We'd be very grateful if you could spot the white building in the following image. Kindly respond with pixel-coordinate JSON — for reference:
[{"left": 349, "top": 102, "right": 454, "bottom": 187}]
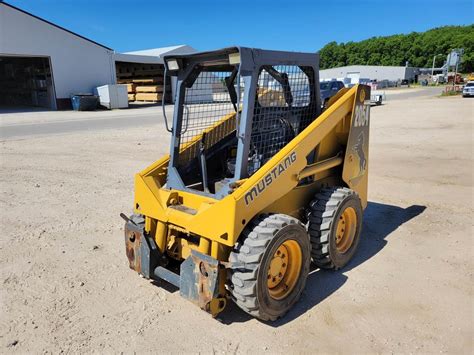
[
  {"left": 0, "top": 2, "right": 197, "bottom": 110},
  {"left": 0, "top": 1, "right": 116, "bottom": 109},
  {"left": 320, "top": 65, "right": 419, "bottom": 83}
]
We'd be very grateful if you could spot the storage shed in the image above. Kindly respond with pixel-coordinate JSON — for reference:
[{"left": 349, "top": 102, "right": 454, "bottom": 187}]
[{"left": 115, "top": 45, "right": 197, "bottom": 104}]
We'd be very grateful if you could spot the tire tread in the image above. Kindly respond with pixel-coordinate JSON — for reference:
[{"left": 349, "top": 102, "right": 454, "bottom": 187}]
[
  {"left": 230, "top": 214, "right": 305, "bottom": 321},
  {"left": 307, "top": 187, "right": 360, "bottom": 270}
]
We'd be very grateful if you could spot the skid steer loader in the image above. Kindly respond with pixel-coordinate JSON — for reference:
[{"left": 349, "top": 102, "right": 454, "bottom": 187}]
[{"left": 122, "top": 47, "right": 370, "bottom": 321}]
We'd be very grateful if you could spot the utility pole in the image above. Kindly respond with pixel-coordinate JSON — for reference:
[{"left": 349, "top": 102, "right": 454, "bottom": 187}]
[
  {"left": 431, "top": 54, "right": 442, "bottom": 76},
  {"left": 452, "top": 48, "right": 464, "bottom": 88}
]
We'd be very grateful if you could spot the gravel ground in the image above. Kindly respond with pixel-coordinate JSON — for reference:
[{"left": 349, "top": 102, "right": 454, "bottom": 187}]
[{"left": 0, "top": 90, "right": 472, "bottom": 353}]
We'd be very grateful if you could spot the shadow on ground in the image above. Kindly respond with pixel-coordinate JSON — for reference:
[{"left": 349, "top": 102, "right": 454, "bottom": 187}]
[
  {"left": 219, "top": 201, "right": 426, "bottom": 325},
  {"left": 0, "top": 105, "right": 52, "bottom": 114},
  {"left": 128, "top": 102, "right": 162, "bottom": 109}
]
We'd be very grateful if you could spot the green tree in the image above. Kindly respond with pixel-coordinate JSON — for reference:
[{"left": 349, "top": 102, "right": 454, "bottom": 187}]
[{"left": 318, "top": 25, "right": 474, "bottom": 72}]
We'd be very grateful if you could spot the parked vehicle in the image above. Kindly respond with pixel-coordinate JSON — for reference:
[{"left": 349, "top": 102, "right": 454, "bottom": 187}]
[
  {"left": 462, "top": 81, "right": 474, "bottom": 97},
  {"left": 432, "top": 74, "right": 446, "bottom": 84},
  {"left": 371, "top": 91, "right": 384, "bottom": 105},
  {"left": 320, "top": 80, "right": 345, "bottom": 107}
]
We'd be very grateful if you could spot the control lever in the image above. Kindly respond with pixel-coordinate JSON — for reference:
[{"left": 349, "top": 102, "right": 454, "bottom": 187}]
[{"left": 199, "top": 133, "right": 210, "bottom": 193}]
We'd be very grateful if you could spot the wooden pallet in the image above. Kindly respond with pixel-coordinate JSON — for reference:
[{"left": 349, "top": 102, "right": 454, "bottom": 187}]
[
  {"left": 135, "top": 93, "right": 163, "bottom": 101},
  {"left": 128, "top": 93, "right": 136, "bottom": 101},
  {"left": 135, "top": 85, "right": 163, "bottom": 93}
]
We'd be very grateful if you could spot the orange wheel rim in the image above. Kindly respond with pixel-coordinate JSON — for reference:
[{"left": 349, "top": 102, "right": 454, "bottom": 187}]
[
  {"left": 335, "top": 207, "right": 357, "bottom": 253},
  {"left": 267, "top": 240, "right": 302, "bottom": 300}
]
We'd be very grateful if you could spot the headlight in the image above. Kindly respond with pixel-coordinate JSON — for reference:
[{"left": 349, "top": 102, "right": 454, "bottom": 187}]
[
  {"left": 167, "top": 59, "right": 179, "bottom": 70},
  {"left": 228, "top": 53, "right": 240, "bottom": 65}
]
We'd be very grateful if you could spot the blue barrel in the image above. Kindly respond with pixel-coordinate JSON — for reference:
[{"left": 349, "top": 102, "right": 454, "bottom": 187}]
[{"left": 71, "top": 94, "right": 98, "bottom": 111}]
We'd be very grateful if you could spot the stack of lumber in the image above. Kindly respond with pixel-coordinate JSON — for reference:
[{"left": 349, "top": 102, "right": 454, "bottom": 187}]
[
  {"left": 116, "top": 63, "right": 169, "bottom": 103},
  {"left": 135, "top": 84, "right": 163, "bottom": 102},
  {"left": 126, "top": 83, "right": 136, "bottom": 101}
]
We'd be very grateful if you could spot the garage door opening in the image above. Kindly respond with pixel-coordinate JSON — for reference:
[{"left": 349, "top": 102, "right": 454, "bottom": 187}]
[{"left": 0, "top": 56, "right": 56, "bottom": 110}]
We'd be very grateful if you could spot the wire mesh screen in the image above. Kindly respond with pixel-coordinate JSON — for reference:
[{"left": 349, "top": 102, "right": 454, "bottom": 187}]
[
  {"left": 248, "top": 66, "right": 317, "bottom": 175},
  {"left": 178, "top": 69, "right": 241, "bottom": 165}
]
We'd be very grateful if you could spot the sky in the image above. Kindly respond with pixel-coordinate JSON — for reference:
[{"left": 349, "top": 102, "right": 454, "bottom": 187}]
[{"left": 5, "top": 0, "right": 474, "bottom": 53}]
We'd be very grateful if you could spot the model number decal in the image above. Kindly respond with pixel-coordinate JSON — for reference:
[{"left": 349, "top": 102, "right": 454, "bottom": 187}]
[
  {"left": 354, "top": 104, "right": 369, "bottom": 127},
  {"left": 244, "top": 152, "right": 297, "bottom": 205}
]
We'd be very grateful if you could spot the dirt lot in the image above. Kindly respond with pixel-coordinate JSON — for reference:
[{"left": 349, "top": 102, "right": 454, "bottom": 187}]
[{"left": 1, "top": 90, "right": 472, "bottom": 353}]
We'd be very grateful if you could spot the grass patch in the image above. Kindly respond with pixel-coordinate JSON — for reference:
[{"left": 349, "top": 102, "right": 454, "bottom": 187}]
[{"left": 440, "top": 90, "right": 462, "bottom": 97}]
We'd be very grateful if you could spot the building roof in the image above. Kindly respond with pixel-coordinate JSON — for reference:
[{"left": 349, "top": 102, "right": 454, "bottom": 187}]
[
  {"left": 116, "top": 45, "right": 197, "bottom": 64},
  {"left": 113, "top": 53, "right": 163, "bottom": 64},
  {"left": 125, "top": 45, "right": 196, "bottom": 58},
  {"left": 0, "top": 1, "right": 113, "bottom": 51}
]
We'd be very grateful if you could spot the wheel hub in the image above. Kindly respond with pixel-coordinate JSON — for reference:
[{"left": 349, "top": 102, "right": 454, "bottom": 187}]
[
  {"left": 335, "top": 207, "right": 357, "bottom": 253},
  {"left": 267, "top": 240, "right": 302, "bottom": 300},
  {"left": 267, "top": 245, "right": 288, "bottom": 288}
]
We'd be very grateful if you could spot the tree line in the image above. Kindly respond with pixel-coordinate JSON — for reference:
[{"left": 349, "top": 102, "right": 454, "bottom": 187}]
[{"left": 319, "top": 25, "right": 474, "bottom": 73}]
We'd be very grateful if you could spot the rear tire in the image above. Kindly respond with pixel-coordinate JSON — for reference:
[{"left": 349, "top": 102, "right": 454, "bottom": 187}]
[
  {"left": 307, "top": 187, "right": 363, "bottom": 270},
  {"left": 229, "top": 214, "right": 310, "bottom": 321}
]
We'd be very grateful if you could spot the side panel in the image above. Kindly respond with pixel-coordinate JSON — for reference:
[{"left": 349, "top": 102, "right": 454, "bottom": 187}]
[{"left": 342, "top": 85, "right": 370, "bottom": 208}]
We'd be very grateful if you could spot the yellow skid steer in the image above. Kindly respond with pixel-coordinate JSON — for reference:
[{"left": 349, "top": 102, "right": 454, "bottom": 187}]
[{"left": 122, "top": 47, "right": 370, "bottom": 321}]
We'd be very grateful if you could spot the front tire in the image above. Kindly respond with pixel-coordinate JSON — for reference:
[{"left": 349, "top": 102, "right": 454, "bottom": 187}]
[
  {"left": 229, "top": 214, "right": 310, "bottom": 321},
  {"left": 307, "top": 187, "right": 363, "bottom": 270}
]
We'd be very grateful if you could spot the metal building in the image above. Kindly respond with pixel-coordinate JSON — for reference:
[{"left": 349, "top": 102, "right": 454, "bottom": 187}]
[
  {"left": 320, "top": 65, "right": 419, "bottom": 83},
  {"left": 0, "top": 2, "right": 197, "bottom": 110},
  {"left": 0, "top": 1, "right": 116, "bottom": 110}
]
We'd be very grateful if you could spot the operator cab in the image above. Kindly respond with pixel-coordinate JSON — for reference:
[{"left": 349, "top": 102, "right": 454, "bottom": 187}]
[{"left": 163, "top": 47, "right": 322, "bottom": 197}]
